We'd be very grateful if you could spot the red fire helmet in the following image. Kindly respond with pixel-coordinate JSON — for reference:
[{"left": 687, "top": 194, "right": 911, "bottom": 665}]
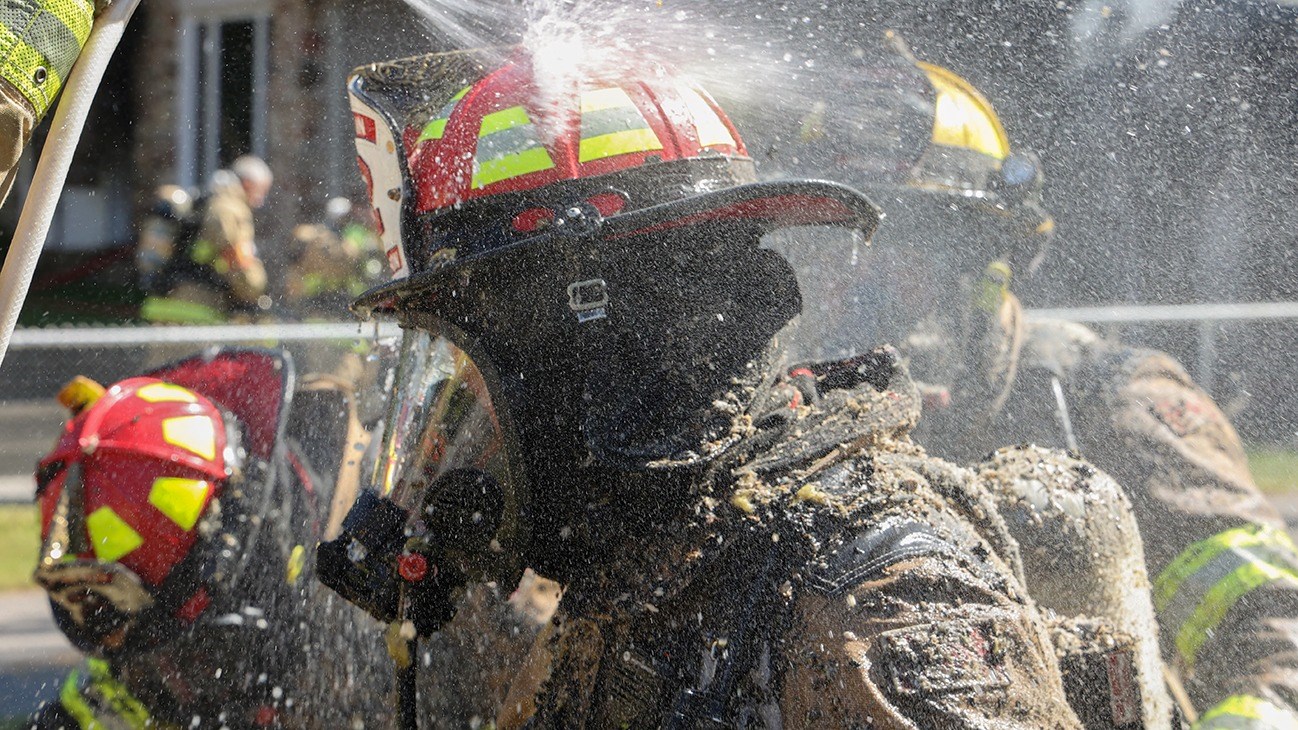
[
  {"left": 38, "top": 377, "right": 229, "bottom": 586},
  {"left": 347, "top": 49, "right": 881, "bottom": 316},
  {"left": 405, "top": 54, "right": 747, "bottom": 215}
]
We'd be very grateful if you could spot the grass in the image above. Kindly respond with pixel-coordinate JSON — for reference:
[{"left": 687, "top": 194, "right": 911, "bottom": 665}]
[
  {"left": 0, "top": 504, "right": 38, "bottom": 592},
  {"left": 1249, "top": 447, "right": 1298, "bottom": 495}
]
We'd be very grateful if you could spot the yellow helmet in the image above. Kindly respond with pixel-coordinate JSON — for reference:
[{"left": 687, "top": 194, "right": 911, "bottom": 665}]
[
  {"left": 904, "top": 58, "right": 1054, "bottom": 247},
  {"left": 910, "top": 61, "right": 1012, "bottom": 197}
]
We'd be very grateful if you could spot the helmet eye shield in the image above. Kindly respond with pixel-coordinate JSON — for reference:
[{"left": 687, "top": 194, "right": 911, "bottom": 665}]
[{"left": 375, "top": 325, "right": 525, "bottom": 579}]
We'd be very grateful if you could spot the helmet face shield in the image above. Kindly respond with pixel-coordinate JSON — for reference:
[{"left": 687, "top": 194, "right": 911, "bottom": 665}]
[{"left": 373, "top": 326, "right": 524, "bottom": 580}]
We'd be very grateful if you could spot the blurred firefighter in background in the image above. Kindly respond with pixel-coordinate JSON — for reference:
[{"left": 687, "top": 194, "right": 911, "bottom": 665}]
[
  {"left": 134, "top": 184, "right": 194, "bottom": 295},
  {"left": 285, "top": 196, "right": 383, "bottom": 319},
  {"left": 314, "top": 47, "right": 1189, "bottom": 728},
  {"left": 762, "top": 31, "right": 1298, "bottom": 728},
  {"left": 29, "top": 348, "right": 392, "bottom": 729},
  {"left": 139, "top": 156, "right": 272, "bottom": 326}
]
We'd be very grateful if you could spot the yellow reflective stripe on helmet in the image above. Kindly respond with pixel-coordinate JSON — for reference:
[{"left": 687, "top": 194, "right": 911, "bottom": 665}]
[
  {"left": 918, "top": 61, "right": 1010, "bottom": 162},
  {"left": 579, "top": 127, "right": 663, "bottom": 164},
  {"left": 418, "top": 117, "right": 449, "bottom": 143},
  {"left": 161, "top": 415, "right": 218, "bottom": 461},
  {"left": 471, "top": 105, "right": 556, "bottom": 187},
  {"left": 478, "top": 105, "right": 533, "bottom": 137},
  {"left": 85, "top": 508, "right": 143, "bottom": 562},
  {"left": 1155, "top": 524, "right": 1298, "bottom": 668},
  {"left": 148, "top": 477, "right": 211, "bottom": 531},
  {"left": 0, "top": 0, "right": 94, "bottom": 119},
  {"left": 417, "top": 85, "right": 471, "bottom": 143},
  {"left": 135, "top": 383, "right": 198, "bottom": 404},
  {"left": 473, "top": 146, "right": 555, "bottom": 189},
  {"left": 580, "top": 86, "right": 633, "bottom": 113},
  {"left": 678, "top": 84, "right": 736, "bottom": 149},
  {"left": 578, "top": 86, "right": 663, "bottom": 163},
  {"left": 1196, "top": 694, "right": 1298, "bottom": 729},
  {"left": 139, "top": 296, "right": 224, "bottom": 325}
]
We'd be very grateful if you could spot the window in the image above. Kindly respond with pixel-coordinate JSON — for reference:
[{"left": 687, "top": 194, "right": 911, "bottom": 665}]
[{"left": 177, "top": 9, "right": 269, "bottom": 186}]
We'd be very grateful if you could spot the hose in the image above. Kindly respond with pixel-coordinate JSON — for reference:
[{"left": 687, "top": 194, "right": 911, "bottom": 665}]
[{"left": 0, "top": 0, "right": 142, "bottom": 369}]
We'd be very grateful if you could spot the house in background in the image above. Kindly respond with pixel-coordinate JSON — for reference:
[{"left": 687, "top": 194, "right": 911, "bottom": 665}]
[{"left": 1, "top": 0, "right": 433, "bottom": 261}]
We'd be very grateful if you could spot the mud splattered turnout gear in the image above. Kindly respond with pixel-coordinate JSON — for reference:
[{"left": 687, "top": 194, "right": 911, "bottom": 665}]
[
  {"left": 749, "top": 31, "right": 1289, "bottom": 722},
  {"left": 916, "top": 300, "right": 1298, "bottom": 726},
  {"left": 495, "top": 353, "right": 1163, "bottom": 728}
]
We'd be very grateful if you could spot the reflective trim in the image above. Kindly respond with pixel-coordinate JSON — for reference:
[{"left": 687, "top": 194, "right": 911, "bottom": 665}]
[
  {"left": 1195, "top": 694, "right": 1298, "bottom": 729},
  {"left": 161, "top": 415, "right": 218, "bottom": 461},
  {"left": 478, "top": 105, "right": 532, "bottom": 136},
  {"left": 1155, "top": 524, "right": 1298, "bottom": 667},
  {"left": 473, "top": 146, "right": 555, "bottom": 189},
  {"left": 477, "top": 123, "right": 548, "bottom": 161},
  {"left": 919, "top": 61, "right": 1010, "bottom": 161},
  {"left": 579, "top": 127, "right": 662, "bottom": 164},
  {"left": 580, "top": 86, "right": 635, "bottom": 113},
  {"left": 0, "top": 0, "right": 93, "bottom": 118},
  {"left": 135, "top": 383, "right": 198, "bottom": 404},
  {"left": 471, "top": 105, "right": 556, "bottom": 188},
  {"left": 139, "top": 296, "right": 224, "bottom": 325},
  {"left": 417, "top": 85, "right": 471, "bottom": 143},
  {"left": 418, "top": 117, "right": 448, "bottom": 143},
  {"left": 147, "top": 477, "right": 210, "bottom": 531},
  {"left": 1178, "top": 559, "right": 1298, "bottom": 666},
  {"left": 59, "top": 665, "right": 100, "bottom": 729},
  {"left": 578, "top": 91, "right": 662, "bottom": 163},
  {"left": 972, "top": 260, "right": 1012, "bottom": 313},
  {"left": 580, "top": 104, "right": 653, "bottom": 139},
  {"left": 85, "top": 507, "right": 143, "bottom": 562},
  {"left": 286, "top": 544, "right": 306, "bottom": 585},
  {"left": 83, "top": 659, "right": 154, "bottom": 730}
]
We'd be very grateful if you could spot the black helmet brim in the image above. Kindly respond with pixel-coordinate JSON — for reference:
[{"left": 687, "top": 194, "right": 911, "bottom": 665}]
[{"left": 352, "top": 178, "right": 880, "bottom": 318}]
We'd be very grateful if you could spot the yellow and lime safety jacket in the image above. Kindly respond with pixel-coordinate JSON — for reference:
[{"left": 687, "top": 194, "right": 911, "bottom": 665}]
[
  {"left": 0, "top": 0, "right": 94, "bottom": 121},
  {"left": 37, "top": 658, "right": 174, "bottom": 730},
  {"left": 0, "top": 0, "right": 95, "bottom": 203}
]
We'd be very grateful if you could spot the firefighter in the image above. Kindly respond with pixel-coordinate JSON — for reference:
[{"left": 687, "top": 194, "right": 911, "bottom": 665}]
[
  {"left": 139, "top": 157, "right": 271, "bottom": 325},
  {"left": 285, "top": 198, "right": 382, "bottom": 320},
  {"left": 772, "top": 36, "right": 1298, "bottom": 728},
  {"left": 0, "top": 0, "right": 99, "bottom": 206},
  {"left": 135, "top": 184, "right": 196, "bottom": 294},
  {"left": 30, "top": 348, "right": 392, "bottom": 729},
  {"left": 315, "top": 48, "right": 1180, "bottom": 727}
]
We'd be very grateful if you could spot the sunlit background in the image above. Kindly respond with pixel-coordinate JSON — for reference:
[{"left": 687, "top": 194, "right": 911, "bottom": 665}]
[{"left": 1, "top": 0, "right": 1296, "bottom": 723}]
